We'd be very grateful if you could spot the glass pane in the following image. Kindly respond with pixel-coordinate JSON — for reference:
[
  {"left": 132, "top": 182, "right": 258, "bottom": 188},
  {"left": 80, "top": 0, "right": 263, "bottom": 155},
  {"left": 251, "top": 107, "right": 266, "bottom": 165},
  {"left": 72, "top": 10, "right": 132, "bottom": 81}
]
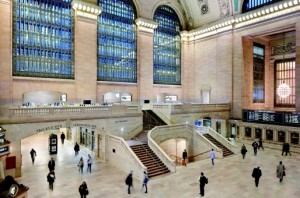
[
  {"left": 13, "top": 0, "right": 74, "bottom": 79},
  {"left": 153, "top": 5, "right": 181, "bottom": 85},
  {"left": 97, "top": 0, "right": 137, "bottom": 83}
]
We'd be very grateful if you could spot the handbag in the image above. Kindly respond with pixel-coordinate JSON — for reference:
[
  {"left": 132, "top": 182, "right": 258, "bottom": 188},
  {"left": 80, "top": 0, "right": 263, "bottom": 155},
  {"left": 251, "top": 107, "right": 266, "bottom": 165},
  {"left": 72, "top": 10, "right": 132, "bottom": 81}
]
[{"left": 283, "top": 170, "right": 286, "bottom": 176}]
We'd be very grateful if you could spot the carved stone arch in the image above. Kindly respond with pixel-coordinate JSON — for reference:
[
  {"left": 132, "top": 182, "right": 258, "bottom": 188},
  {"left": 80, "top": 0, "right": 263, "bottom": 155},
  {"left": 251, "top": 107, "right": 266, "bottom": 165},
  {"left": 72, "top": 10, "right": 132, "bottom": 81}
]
[
  {"left": 130, "top": 0, "right": 141, "bottom": 18},
  {"left": 151, "top": 1, "right": 186, "bottom": 30}
]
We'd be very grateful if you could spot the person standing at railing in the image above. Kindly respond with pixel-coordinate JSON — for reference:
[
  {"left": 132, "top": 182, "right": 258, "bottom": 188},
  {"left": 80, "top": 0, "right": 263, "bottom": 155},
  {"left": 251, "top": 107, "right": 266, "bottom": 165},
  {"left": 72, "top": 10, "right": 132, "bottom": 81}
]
[
  {"left": 182, "top": 149, "right": 188, "bottom": 166},
  {"left": 210, "top": 149, "right": 216, "bottom": 166}
]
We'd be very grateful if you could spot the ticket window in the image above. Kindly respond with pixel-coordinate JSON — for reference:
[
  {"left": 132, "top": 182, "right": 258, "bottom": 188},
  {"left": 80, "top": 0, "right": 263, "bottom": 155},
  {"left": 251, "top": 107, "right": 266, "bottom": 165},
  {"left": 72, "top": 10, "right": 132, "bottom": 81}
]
[
  {"left": 278, "top": 131, "right": 286, "bottom": 142},
  {"left": 291, "top": 132, "right": 299, "bottom": 145},
  {"left": 266, "top": 129, "right": 273, "bottom": 141},
  {"left": 245, "top": 127, "right": 252, "bottom": 138},
  {"left": 255, "top": 128, "right": 262, "bottom": 139}
]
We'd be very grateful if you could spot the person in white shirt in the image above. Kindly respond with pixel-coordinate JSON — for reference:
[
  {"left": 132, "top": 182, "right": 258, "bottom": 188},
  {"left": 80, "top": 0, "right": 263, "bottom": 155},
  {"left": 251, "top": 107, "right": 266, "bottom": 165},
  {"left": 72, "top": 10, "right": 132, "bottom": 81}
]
[
  {"left": 210, "top": 149, "right": 216, "bottom": 166},
  {"left": 87, "top": 154, "right": 92, "bottom": 173}
]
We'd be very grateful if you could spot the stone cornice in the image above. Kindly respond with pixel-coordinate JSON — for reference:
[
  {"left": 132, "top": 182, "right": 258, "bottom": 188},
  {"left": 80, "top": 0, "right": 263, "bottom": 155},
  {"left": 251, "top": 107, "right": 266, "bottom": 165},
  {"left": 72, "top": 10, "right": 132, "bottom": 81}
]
[
  {"left": 135, "top": 18, "right": 158, "bottom": 34},
  {"left": 186, "top": 0, "right": 300, "bottom": 41},
  {"left": 72, "top": 0, "right": 102, "bottom": 16},
  {"left": 0, "top": 0, "right": 11, "bottom": 5}
]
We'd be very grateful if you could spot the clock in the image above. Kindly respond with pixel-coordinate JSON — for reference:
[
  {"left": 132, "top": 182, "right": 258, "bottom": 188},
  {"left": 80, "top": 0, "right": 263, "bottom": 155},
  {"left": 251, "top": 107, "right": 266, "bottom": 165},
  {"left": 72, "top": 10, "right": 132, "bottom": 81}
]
[{"left": 201, "top": 3, "right": 209, "bottom": 15}]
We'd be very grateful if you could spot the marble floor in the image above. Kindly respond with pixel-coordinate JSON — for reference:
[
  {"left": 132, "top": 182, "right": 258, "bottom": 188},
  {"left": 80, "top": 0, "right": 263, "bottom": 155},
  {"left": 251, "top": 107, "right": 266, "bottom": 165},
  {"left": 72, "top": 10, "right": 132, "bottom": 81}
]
[{"left": 17, "top": 133, "right": 300, "bottom": 198}]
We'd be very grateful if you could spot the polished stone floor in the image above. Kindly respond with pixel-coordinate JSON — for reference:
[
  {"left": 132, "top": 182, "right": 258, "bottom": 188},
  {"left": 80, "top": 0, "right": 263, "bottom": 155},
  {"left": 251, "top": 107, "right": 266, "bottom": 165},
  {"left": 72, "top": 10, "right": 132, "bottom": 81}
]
[{"left": 17, "top": 133, "right": 300, "bottom": 198}]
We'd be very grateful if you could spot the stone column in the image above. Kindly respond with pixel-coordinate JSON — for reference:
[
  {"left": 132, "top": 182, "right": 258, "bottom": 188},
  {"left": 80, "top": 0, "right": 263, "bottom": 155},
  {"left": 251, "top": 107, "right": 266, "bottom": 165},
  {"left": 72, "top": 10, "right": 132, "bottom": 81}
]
[
  {"left": 72, "top": 0, "right": 101, "bottom": 103},
  {"left": 0, "top": 0, "right": 13, "bottom": 107},
  {"left": 135, "top": 18, "right": 158, "bottom": 104}
]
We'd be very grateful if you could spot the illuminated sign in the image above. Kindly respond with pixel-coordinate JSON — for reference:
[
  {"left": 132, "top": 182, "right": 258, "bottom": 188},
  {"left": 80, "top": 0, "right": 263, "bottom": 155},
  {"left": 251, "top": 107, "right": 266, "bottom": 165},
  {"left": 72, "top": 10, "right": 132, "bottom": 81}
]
[
  {"left": 0, "top": 146, "right": 9, "bottom": 154},
  {"left": 243, "top": 109, "right": 300, "bottom": 126}
]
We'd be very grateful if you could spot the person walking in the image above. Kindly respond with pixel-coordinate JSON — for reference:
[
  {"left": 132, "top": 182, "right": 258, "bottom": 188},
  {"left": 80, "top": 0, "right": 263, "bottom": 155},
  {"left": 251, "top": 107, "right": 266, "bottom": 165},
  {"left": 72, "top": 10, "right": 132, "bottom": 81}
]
[
  {"left": 78, "top": 157, "right": 84, "bottom": 173},
  {"left": 276, "top": 161, "right": 286, "bottom": 182},
  {"left": 258, "top": 138, "right": 264, "bottom": 150},
  {"left": 48, "top": 157, "right": 55, "bottom": 171},
  {"left": 74, "top": 142, "right": 80, "bottom": 156},
  {"left": 282, "top": 143, "right": 287, "bottom": 156},
  {"left": 252, "top": 166, "right": 262, "bottom": 187},
  {"left": 79, "top": 181, "right": 89, "bottom": 198},
  {"left": 142, "top": 171, "right": 149, "bottom": 193},
  {"left": 47, "top": 170, "right": 55, "bottom": 190},
  {"left": 87, "top": 154, "right": 92, "bottom": 173},
  {"left": 125, "top": 171, "right": 133, "bottom": 194},
  {"left": 30, "top": 148, "right": 37, "bottom": 164},
  {"left": 182, "top": 149, "right": 187, "bottom": 166},
  {"left": 60, "top": 132, "right": 65, "bottom": 144},
  {"left": 241, "top": 144, "right": 247, "bottom": 159},
  {"left": 210, "top": 149, "right": 216, "bottom": 166},
  {"left": 199, "top": 172, "right": 208, "bottom": 196},
  {"left": 252, "top": 140, "right": 258, "bottom": 156}
]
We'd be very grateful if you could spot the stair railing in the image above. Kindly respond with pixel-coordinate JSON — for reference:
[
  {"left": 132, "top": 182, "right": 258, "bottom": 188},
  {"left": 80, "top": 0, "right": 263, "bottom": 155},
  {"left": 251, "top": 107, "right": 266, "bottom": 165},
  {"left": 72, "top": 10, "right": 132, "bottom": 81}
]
[
  {"left": 170, "top": 150, "right": 211, "bottom": 165},
  {"left": 143, "top": 110, "right": 163, "bottom": 126},
  {"left": 205, "top": 126, "right": 239, "bottom": 154},
  {"left": 134, "top": 136, "right": 166, "bottom": 172},
  {"left": 123, "top": 124, "right": 143, "bottom": 140}
]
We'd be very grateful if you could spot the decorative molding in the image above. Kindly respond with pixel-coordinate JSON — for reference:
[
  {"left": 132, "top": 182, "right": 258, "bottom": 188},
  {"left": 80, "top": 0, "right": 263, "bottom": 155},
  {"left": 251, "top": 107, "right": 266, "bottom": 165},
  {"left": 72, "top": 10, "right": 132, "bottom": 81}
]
[
  {"left": 271, "top": 42, "right": 296, "bottom": 56},
  {"left": 12, "top": 76, "right": 75, "bottom": 84},
  {"left": 0, "top": 0, "right": 11, "bottom": 5},
  {"left": 187, "top": 0, "right": 300, "bottom": 41},
  {"left": 218, "top": 0, "right": 232, "bottom": 17},
  {"left": 72, "top": 0, "right": 102, "bottom": 15},
  {"left": 135, "top": 18, "right": 158, "bottom": 34}
]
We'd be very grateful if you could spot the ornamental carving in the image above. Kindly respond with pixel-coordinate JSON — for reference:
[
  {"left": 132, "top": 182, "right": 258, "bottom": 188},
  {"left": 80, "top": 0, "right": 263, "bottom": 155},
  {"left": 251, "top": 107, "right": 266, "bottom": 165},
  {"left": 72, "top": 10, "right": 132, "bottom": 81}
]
[{"left": 271, "top": 42, "right": 296, "bottom": 56}]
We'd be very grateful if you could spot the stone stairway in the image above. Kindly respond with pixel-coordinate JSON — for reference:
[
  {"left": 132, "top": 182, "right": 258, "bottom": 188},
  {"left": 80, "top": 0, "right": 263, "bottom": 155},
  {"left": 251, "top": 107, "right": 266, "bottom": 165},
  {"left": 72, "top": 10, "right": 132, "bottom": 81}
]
[
  {"left": 203, "top": 134, "right": 234, "bottom": 157},
  {"left": 130, "top": 143, "right": 170, "bottom": 178}
]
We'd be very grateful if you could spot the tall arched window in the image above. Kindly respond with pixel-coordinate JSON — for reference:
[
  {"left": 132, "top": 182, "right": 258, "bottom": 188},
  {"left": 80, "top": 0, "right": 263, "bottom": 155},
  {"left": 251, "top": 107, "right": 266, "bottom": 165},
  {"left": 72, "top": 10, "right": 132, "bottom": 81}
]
[
  {"left": 97, "top": 0, "right": 137, "bottom": 83},
  {"left": 153, "top": 5, "right": 181, "bottom": 85},
  {"left": 242, "top": 0, "right": 282, "bottom": 13},
  {"left": 13, "top": 0, "right": 74, "bottom": 79}
]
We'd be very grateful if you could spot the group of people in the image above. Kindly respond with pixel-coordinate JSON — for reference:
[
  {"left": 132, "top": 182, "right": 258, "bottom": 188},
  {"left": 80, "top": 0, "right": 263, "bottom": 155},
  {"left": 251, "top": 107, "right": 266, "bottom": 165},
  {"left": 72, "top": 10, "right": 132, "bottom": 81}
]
[
  {"left": 125, "top": 170, "right": 149, "bottom": 194},
  {"left": 282, "top": 142, "right": 291, "bottom": 156},
  {"left": 78, "top": 154, "right": 93, "bottom": 173}
]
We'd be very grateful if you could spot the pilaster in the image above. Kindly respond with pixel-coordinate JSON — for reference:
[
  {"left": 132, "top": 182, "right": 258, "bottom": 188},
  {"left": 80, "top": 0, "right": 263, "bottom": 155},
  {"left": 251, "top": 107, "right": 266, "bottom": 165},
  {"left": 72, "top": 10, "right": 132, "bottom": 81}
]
[
  {"left": 135, "top": 18, "right": 158, "bottom": 103},
  {"left": 295, "top": 21, "right": 300, "bottom": 110},
  {"left": 72, "top": 0, "right": 101, "bottom": 103}
]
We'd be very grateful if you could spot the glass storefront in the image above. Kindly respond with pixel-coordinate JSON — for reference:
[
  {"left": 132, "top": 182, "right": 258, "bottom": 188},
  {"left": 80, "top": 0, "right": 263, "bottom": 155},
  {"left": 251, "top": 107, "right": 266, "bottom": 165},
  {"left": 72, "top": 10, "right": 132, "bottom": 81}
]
[
  {"left": 79, "top": 127, "right": 95, "bottom": 151},
  {"left": 266, "top": 129, "right": 273, "bottom": 141},
  {"left": 291, "top": 132, "right": 299, "bottom": 145},
  {"left": 278, "top": 131, "right": 286, "bottom": 142},
  {"left": 255, "top": 128, "right": 262, "bottom": 138},
  {"left": 245, "top": 127, "right": 252, "bottom": 137}
]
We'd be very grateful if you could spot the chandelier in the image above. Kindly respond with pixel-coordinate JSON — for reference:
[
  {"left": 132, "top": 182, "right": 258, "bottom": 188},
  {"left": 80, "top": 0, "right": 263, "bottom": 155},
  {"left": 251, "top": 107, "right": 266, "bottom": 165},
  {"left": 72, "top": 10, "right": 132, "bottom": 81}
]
[{"left": 276, "top": 82, "right": 291, "bottom": 98}]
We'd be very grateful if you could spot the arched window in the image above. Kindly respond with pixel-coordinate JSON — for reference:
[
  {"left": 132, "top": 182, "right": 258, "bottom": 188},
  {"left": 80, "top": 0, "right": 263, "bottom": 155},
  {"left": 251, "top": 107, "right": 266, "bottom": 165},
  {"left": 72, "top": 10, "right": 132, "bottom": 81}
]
[
  {"left": 242, "top": 0, "right": 282, "bottom": 13},
  {"left": 97, "top": 0, "right": 137, "bottom": 83},
  {"left": 13, "top": 0, "right": 74, "bottom": 79},
  {"left": 153, "top": 5, "right": 181, "bottom": 85}
]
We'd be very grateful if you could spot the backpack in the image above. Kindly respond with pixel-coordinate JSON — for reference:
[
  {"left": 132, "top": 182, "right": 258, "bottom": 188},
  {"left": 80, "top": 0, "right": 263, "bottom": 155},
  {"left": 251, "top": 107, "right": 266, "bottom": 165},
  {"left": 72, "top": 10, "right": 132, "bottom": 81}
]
[{"left": 125, "top": 176, "right": 130, "bottom": 185}]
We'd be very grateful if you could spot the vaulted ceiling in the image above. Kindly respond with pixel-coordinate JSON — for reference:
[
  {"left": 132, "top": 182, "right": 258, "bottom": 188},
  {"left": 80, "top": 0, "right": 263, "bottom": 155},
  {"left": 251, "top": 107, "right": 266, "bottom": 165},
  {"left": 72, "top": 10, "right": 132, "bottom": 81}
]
[{"left": 178, "top": 0, "right": 241, "bottom": 29}]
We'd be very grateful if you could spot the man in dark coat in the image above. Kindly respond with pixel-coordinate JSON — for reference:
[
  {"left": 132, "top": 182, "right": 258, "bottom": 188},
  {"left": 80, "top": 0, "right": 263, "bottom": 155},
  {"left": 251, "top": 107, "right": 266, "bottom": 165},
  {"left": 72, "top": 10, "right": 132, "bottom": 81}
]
[
  {"left": 252, "top": 166, "right": 262, "bottom": 187},
  {"left": 199, "top": 172, "right": 208, "bottom": 196},
  {"left": 125, "top": 171, "right": 133, "bottom": 194},
  {"left": 74, "top": 142, "right": 80, "bottom": 156},
  {"left": 47, "top": 170, "right": 55, "bottom": 190},
  {"left": 252, "top": 140, "right": 258, "bottom": 156},
  {"left": 30, "top": 148, "right": 37, "bottom": 164},
  {"left": 60, "top": 132, "right": 65, "bottom": 144},
  {"left": 182, "top": 149, "right": 187, "bottom": 166},
  {"left": 48, "top": 157, "right": 55, "bottom": 171},
  {"left": 79, "top": 181, "right": 89, "bottom": 198}
]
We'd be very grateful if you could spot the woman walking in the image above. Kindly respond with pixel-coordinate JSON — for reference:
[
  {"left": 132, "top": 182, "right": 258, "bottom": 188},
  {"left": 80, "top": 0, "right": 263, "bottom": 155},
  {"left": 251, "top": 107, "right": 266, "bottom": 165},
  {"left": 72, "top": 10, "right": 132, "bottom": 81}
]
[{"left": 276, "top": 161, "right": 285, "bottom": 182}]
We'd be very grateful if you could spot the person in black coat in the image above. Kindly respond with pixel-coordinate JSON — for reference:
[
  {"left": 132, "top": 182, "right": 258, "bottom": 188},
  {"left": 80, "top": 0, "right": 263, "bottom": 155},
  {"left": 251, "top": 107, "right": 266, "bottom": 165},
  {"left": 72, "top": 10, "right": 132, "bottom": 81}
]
[
  {"left": 30, "top": 148, "right": 37, "bottom": 164},
  {"left": 74, "top": 142, "right": 80, "bottom": 156},
  {"left": 182, "top": 149, "right": 188, "bottom": 166},
  {"left": 48, "top": 157, "right": 55, "bottom": 171},
  {"left": 241, "top": 144, "right": 247, "bottom": 159},
  {"left": 47, "top": 170, "right": 55, "bottom": 190},
  {"left": 252, "top": 141, "right": 258, "bottom": 156},
  {"left": 199, "top": 172, "right": 208, "bottom": 196},
  {"left": 258, "top": 138, "right": 264, "bottom": 150},
  {"left": 252, "top": 166, "right": 262, "bottom": 187},
  {"left": 60, "top": 132, "right": 66, "bottom": 144},
  {"left": 125, "top": 171, "right": 133, "bottom": 194},
  {"left": 79, "top": 181, "right": 89, "bottom": 198}
]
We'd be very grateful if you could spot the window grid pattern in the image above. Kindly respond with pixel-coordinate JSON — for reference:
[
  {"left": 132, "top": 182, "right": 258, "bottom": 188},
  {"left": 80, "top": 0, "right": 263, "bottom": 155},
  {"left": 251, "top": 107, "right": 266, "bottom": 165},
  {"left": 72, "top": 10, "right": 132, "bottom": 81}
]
[
  {"left": 253, "top": 44, "right": 265, "bottom": 103},
  {"left": 275, "top": 59, "right": 295, "bottom": 107},
  {"left": 97, "top": 0, "right": 137, "bottom": 82},
  {"left": 153, "top": 6, "right": 181, "bottom": 85},
  {"left": 242, "top": 0, "right": 282, "bottom": 13},
  {"left": 13, "top": 0, "right": 74, "bottom": 79}
]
